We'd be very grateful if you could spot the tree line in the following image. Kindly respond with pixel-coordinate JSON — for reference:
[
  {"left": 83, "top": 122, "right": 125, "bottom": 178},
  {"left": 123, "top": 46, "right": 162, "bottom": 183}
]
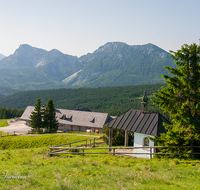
[{"left": 0, "top": 107, "right": 24, "bottom": 119}]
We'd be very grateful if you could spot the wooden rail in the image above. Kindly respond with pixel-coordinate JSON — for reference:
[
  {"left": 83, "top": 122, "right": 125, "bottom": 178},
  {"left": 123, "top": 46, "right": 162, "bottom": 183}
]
[
  {"left": 49, "top": 146, "right": 200, "bottom": 159},
  {"left": 52, "top": 138, "right": 97, "bottom": 148}
]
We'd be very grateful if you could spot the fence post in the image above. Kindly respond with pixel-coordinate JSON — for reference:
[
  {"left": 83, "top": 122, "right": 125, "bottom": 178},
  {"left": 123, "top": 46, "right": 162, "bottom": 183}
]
[
  {"left": 109, "top": 128, "right": 113, "bottom": 152},
  {"left": 113, "top": 148, "right": 115, "bottom": 156},
  {"left": 150, "top": 147, "right": 152, "bottom": 159},
  {"left": 69, "top": 143, "right": 71, "bottom": 148},
  {"left": 83, "top": 149, "right": 84, "bottom": 155},
  {"left": 93, "top": 138, "right": 95, "bottom": 147},
  {"left": 86, "top": 139, "right": 87, "bottom": 147}
]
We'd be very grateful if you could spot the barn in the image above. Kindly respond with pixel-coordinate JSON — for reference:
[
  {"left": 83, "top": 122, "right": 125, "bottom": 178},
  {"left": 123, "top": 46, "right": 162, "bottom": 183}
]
[{"left": 21, "top": 106, "right": 113, "bottom": 133}]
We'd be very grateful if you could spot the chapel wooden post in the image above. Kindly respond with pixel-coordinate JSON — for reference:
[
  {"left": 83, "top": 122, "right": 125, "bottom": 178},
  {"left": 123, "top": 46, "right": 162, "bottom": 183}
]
[
  {"left": 124, "top": 130, "right": 128, "bottom": 146},
  {"left": 109, "top": 128, "right": 113, "bottom": 152}
]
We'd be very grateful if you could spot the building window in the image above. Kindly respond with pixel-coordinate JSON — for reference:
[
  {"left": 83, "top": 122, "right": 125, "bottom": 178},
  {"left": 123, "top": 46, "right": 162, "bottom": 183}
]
[
  {"left": 143, "top": 137, "right": 149, "bottom": 146},
  {"left": 90, "top": 117, "right": 95, "bottom": 123}
]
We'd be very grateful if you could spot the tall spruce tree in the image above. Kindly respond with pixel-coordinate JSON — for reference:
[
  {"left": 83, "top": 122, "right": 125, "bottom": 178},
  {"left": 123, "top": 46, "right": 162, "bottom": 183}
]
[
  {"left": 30, "top": 98, "right": 43, "bottom": 131},
  {"left": 152, "top": 43, "right": 200, "bottom": 157},
  {"left": 43, "top": 98, "right": 58, "bottom": 132}
]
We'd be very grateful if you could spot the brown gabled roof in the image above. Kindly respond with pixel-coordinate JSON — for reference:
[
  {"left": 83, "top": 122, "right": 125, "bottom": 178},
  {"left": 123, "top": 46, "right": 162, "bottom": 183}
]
[
  {"left": 21, "top": 106, "right": 109, "bottom": 129},
  {"left": 104, "top": 109, "right": 171, "bottom": 136}
]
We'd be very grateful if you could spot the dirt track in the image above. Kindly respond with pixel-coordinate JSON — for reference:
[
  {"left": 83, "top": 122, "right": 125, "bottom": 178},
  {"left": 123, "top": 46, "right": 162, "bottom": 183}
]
[{"left": 0, "top": 120, "right": 31, "bottom": 134}]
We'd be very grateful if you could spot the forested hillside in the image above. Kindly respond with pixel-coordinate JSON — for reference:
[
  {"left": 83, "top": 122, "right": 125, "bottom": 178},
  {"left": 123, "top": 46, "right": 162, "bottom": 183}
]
[
  {"left": 0, "top": 83, "right": 168, "bottom": 118},
  {"left": 0, "top": 86, "right": 19, "bottom": 97}
]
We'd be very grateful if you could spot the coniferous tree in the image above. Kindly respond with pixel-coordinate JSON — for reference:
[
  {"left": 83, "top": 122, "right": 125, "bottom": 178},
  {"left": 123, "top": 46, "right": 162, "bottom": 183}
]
[
  {"left": 43, "top": 98, "right": 58, "bottom": 132},
  {"left": 30, "top": 98, "right": 43, "bottom": 131},
  {"left": 152, "top": 43, "right": 200, "bottom": 157}
]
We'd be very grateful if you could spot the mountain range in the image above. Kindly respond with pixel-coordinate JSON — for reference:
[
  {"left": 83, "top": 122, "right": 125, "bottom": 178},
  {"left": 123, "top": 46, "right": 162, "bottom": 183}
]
[
  {"left": 0, "top": 53, "right": 5, "bottom": 60},
  {"left": 0, "top": 42, "right": 175, "bottom": 90}
]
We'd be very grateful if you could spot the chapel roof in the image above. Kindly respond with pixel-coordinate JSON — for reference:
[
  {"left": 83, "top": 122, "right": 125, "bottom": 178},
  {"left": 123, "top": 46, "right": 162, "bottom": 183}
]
[{"left": 104, "top": 109, "right": 171, "bottom": 136}]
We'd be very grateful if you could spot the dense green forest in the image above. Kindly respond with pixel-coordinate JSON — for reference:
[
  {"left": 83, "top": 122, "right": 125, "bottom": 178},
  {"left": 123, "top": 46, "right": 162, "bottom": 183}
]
[
  {"left": 0, "top": 107, "right": 24, "bottom": 119},
  {"left": 0, "top": 83, "right": 169, "bottom": 119}
]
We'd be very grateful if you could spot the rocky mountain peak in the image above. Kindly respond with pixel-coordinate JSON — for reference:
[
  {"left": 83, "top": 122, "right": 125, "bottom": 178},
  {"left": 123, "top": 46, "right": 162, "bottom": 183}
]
[
  {"left": 95, "top": 42, "right": 127, "bottom": 53},
  {"left": 0, "top": 44, "right": 78, "bottom": 69},
  {"left": 14, "top": 44, "right": 47, "bottom": 56},
  {"left": 49, "top": 49, "right": 63, "bottom": 55},
  {"left": 0, "top": 53, "right": 5, "bottom": 60}
]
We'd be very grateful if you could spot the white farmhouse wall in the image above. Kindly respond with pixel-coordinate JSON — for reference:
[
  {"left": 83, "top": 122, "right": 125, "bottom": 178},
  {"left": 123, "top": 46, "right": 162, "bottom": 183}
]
[{"left": 133, "top": 132, "right": 154, "bottom": 159}]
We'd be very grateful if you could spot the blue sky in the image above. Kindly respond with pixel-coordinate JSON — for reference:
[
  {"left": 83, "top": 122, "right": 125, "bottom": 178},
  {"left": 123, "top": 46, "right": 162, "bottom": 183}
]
[{"left": 0, "top": 0, "right": 199, "bottom": 57}]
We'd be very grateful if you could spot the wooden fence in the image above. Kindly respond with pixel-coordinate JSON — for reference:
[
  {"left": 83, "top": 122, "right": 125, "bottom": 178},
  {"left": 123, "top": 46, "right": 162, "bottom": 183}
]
[
  {"left": 0, "top": 131, "right": 27, "bottom": 136},
  {"left": 52, "top": 138, "right": 97, "bottom": 148},
  {"left": 49, "top": 146, "right": 200, "bottom": 159}
]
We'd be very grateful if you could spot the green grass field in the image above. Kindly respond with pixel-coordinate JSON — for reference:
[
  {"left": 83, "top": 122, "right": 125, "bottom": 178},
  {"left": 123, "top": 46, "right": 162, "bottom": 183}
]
[
  {"left": 0, "top": 133, "right": 102, "bottom": 150},
  {"left": 0, "top": 133, "right": 200, "bottom": 190},
  {"left": 0, "top": 119, "right": 9, "bottom": 127}
]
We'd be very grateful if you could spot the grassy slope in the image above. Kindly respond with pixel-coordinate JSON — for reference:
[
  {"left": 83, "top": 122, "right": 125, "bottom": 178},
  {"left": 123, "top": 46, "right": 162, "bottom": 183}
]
[
  {"left": 0, "top": 119, "right": 9, "bottom": 127},
  {"left": 0, "top": 133, "right": 102, "bottom": 150},
  {"left": 0, "top": 148, "right": 200, "bottom": 190},
  {"left": 0, "top": 134, "right": 199, "bottom": 189}
]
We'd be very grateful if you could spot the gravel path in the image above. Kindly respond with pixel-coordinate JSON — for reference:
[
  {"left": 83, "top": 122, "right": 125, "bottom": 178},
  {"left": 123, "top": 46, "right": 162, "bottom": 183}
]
[
  {"left": 0, "top": 120, "right": 101, "bottom": 136},
  {"left": 0, "top": 120, "right": 31, "bottom": 134},
  {"left": 115, "top": 149, "right": 135, "bottom": 157}
]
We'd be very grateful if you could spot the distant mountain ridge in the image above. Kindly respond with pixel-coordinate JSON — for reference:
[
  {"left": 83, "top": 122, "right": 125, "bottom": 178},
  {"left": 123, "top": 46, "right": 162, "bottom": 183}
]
[
  {"left": 0, "top": 42, "right": 175, "bottom": 90},
  {"left": 0, "top": 86, "right": 19, "bottom": 97},
  {"left": 0, "top": 44, "right": 79, "bottom": 69},
  {"left": 0, "top": 53, "right": 5, "bottom": 60},
  {"left": 70, "top": 42, "right": 173, "bottom": 88}
]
